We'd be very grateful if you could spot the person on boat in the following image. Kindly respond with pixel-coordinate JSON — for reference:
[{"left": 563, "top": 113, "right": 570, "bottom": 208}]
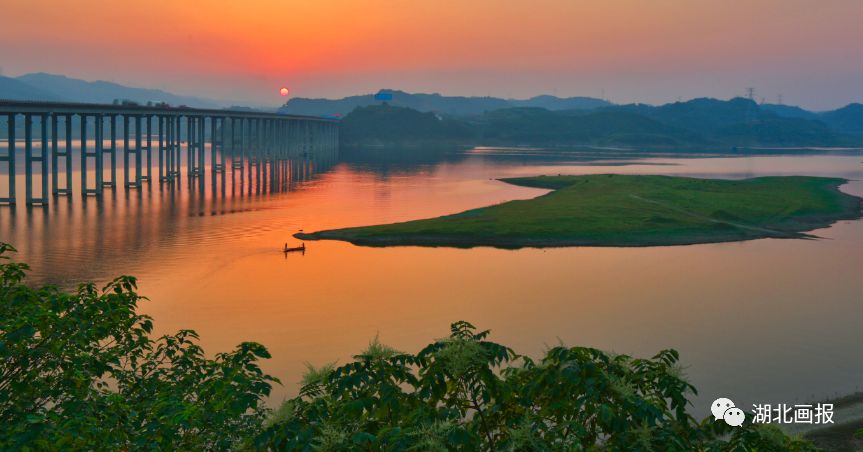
[{"left": 284, "top": 242, "right": 288, "bottom": 252}]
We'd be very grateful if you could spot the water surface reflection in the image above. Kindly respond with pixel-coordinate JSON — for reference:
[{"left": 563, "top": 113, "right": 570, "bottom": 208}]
[{"left": 2, "top": 147, "right": 863, "bottom": 416}]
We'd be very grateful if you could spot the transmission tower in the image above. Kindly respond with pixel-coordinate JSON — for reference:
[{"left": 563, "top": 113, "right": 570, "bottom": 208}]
[{"left": 740, "top": 87, "right": 758, "bottom": 152}]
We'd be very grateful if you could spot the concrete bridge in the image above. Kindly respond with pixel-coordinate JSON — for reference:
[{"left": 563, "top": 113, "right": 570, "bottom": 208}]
[{"left": 0, "top": 100, "right": 339, "bottom": 205}]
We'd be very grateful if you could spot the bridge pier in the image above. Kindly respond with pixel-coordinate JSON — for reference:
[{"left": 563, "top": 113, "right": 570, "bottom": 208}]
[
  {"left": 159, "top": 115, "right": 167, "bottom": 182},
  {"left": 62, "top": 114, "right": 73, "bottom": 195},
  {"left": 254, "top": 119, "right": 263, "bottom": 193},
  {"left": 185, "top": 116, "right": 192, "bottom": 178},
  {"left": 168, "top": 114, "right": 179, "bottom": 182},
  {"left": 157, "top": 116, "right": 165, "bottom": 182},
  {"left": 123, "top": 115, "right": 135, "bottom": 188},
  {"left": 95, "top": 114, "right": 105, "bottom": 192},
  {"left": 79, "top": 114, "right": 102, "bottom": 196},
  {"left": 211, "top": 117, "right": 224, "bottom": 175},
  {"left": 50, "top": 115, "right": 59, "bottom": 196},
  {"left": 143, "top": 115, "right": 152, "bottom": 182},
  {"left": 172, "top": 115, "right": 182, "bottom": 181},
  {"left": 169, "top": 115, "right": 178, "bottom": 181},
  {"left": 170, "top": 115, "right": 178, "bottom": 181},
  {"left": 0, "top": 115, "right": 15, "bottom": 204},
  {"left": 23, "top": 114, "right": 49, "bottom": 205},
  {"left": 248, "top": 118, "right": 258, "bottom": 185},
  {"left": 101, "top": 115, "right": 117, "bottom": 188},
  {"left": 135, "top": 115, "right": 144, "bottom": 187},
  {"left": 1, "top": 101, "right": 338, "bottom": 206},
  {"left": 198, "top": 117, "right": 207, "bottom": 195},
  {"left": 241, "top": 117, "right": 249, "bottom": 177},
  {"left": 187, "top": 116, "right": 198, "bottom": 178},
  {"left": 198, "top": 116, "right": 206, "bottom": 180},
  {"left": 162, "top": 116, "right": 170, "bottom": 181},
  {"left": 219, "top": 117, "right": 227, "bottom": 173},
  {"left": 228, "top": 117, "right": 240, "bottom": 174}
]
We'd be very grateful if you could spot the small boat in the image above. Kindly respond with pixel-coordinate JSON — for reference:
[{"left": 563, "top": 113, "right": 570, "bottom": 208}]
[{"left": 283, "top": 243, "right": 306, "bottom": 253}]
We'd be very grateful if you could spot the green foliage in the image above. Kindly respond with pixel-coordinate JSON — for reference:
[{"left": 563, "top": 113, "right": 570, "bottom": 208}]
[
  {"left": 477, "top": 108, "right": 700, "bottom": 147},
  {"left": 818, "top": 103, "right": 863, "bottom": 135},
  {"left": 340, "top": 104, "right": 473, "bottom": 146},
  {"left": 256, "top": 320, "right": 816, "bottom": 451},
  {"left": 0, "top": 243, "right": 277, "bottom": 450},
  {"left": 334, "top": 98, "right": 860, "bottom": 148}
]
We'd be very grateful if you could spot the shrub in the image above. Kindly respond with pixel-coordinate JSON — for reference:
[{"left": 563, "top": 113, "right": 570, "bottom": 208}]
[
  {"left": 0, "top": 243, "right": 277, "bottom": 450},
  {"left": 257, "top": 321, "right": 815, "bottom": 451}
]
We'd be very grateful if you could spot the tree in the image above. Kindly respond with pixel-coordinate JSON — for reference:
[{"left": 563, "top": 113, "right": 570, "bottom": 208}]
[
  {"left": 0, "top": 243, "right": 277, "bottom": 450},
  {"left": 257, "top": 321, "right": 815, "bottom": 451}
]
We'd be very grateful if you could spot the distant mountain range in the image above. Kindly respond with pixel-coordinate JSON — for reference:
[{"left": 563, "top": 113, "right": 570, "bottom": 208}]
[
  {"left": 286, "top": 90, "right": 863, "bottom": 144},
  {"left": 0, "top": 73, "right": 219, "bottom": 108},
  {"left": 279, "top": 90, "right": 613, "bottom": 117},
  {"left": 3, "top": 74, "right": 862, "bottom": 147},
  {"left": 603, "top": 98, "right": 863, "bottom": 138},
  {"left": 340, "top": 98, "right": 863, "bottom": 149}
]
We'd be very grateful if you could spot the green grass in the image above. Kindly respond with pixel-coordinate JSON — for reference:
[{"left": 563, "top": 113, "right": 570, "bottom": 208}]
[{"left": 296, "top": 174, "right": 862, "bottom": 248}]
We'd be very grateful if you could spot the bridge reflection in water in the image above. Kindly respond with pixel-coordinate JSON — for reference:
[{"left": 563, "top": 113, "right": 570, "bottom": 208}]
[
  {"left": 0, "top": 103, "right": 339, "bottom": 287},
  {"left": 0, "top": 101, "right": 339, "bottom": 206}
]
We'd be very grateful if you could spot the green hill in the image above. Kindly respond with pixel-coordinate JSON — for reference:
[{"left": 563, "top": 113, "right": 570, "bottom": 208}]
[
  {"left": 608, "top": 98, "right": 764, "bottom": 134},
  {"left": 476, "top": 108, "right": 703, "bottom": 147},
  {"left": 761, "top": 103, "right": 820, "bottom": 120},
  {"left": 717, "top": 117, "right": 841, "bottom": 147},
  {"left": 603, "top": 97, "right": 847, "bottom": 146},
  {"left": 821, "top": 103, "right": 863, "bottom": 135},
  {"left": 338, "top": 98, "right": 858, "bottom": 149},
  {"left": 339, "top": 104, "right": 473, "bottom": 146}
]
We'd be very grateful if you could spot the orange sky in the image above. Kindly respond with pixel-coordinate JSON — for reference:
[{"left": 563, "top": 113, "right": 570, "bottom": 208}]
[{"left": 1, "top": 0, "right": 862, "bottom": 109}]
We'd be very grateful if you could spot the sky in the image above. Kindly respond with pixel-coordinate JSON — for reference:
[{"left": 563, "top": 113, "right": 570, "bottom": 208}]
[{"left": 1, "top": 0, "right": 862, "bottom": 110}]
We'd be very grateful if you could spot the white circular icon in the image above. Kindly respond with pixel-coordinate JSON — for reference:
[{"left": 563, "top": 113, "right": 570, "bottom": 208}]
[
  {"left": 723, "top": 407, "right": 745, "bottom": 427},
  {"left": 711, "top": 397, "right": 735, "bottom": 420}
]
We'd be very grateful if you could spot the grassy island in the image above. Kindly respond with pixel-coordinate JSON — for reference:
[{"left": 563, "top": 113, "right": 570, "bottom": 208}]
[{"left": 295, "top": 174, "right": 862, "bottom": 248}]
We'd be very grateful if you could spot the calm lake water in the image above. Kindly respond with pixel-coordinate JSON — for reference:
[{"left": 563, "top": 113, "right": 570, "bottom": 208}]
[{"left": 2, "top": 146, "right": 863, "bottom": 417}]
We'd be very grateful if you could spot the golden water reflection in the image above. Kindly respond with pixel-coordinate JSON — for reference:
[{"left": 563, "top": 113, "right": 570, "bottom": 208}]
[{"left": 2, "top": 148, "right": 863, "bottom": 416}]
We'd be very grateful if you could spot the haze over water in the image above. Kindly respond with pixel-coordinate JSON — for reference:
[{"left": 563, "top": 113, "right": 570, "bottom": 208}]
[{"left": 2, "top": 146, "right": 863, "bottom": 416}]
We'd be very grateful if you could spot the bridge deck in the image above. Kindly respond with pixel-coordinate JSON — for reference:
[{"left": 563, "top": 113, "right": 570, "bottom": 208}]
[{"left": 0, "top": 100, "right": 336, "bottom": 122}]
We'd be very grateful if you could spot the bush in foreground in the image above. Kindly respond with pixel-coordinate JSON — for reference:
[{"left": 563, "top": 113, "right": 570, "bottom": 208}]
[
  {"left": 0, "top": 243, "right": 276, "bottom": 450},
  {"left": 1, "top": 243, "right": 813, "bottom": 450},
  {"left": 256, "top": 322, "right": 814, "bottom": 451}
]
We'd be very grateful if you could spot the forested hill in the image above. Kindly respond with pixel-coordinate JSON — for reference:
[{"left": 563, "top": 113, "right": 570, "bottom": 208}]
[
  {"left": 340, "top": 99, "right": 862, "bottom": 149},
  {"left": 280, "top": 90, "right": 611, "bottom": 117},
  {"left": 339, "top": 104, "right": 473, "bottom": 145}
]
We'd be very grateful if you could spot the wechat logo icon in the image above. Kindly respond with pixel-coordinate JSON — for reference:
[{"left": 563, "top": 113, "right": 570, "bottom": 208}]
[{"left": 712, "top": 397, "right": 744, "bottom": 427}]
